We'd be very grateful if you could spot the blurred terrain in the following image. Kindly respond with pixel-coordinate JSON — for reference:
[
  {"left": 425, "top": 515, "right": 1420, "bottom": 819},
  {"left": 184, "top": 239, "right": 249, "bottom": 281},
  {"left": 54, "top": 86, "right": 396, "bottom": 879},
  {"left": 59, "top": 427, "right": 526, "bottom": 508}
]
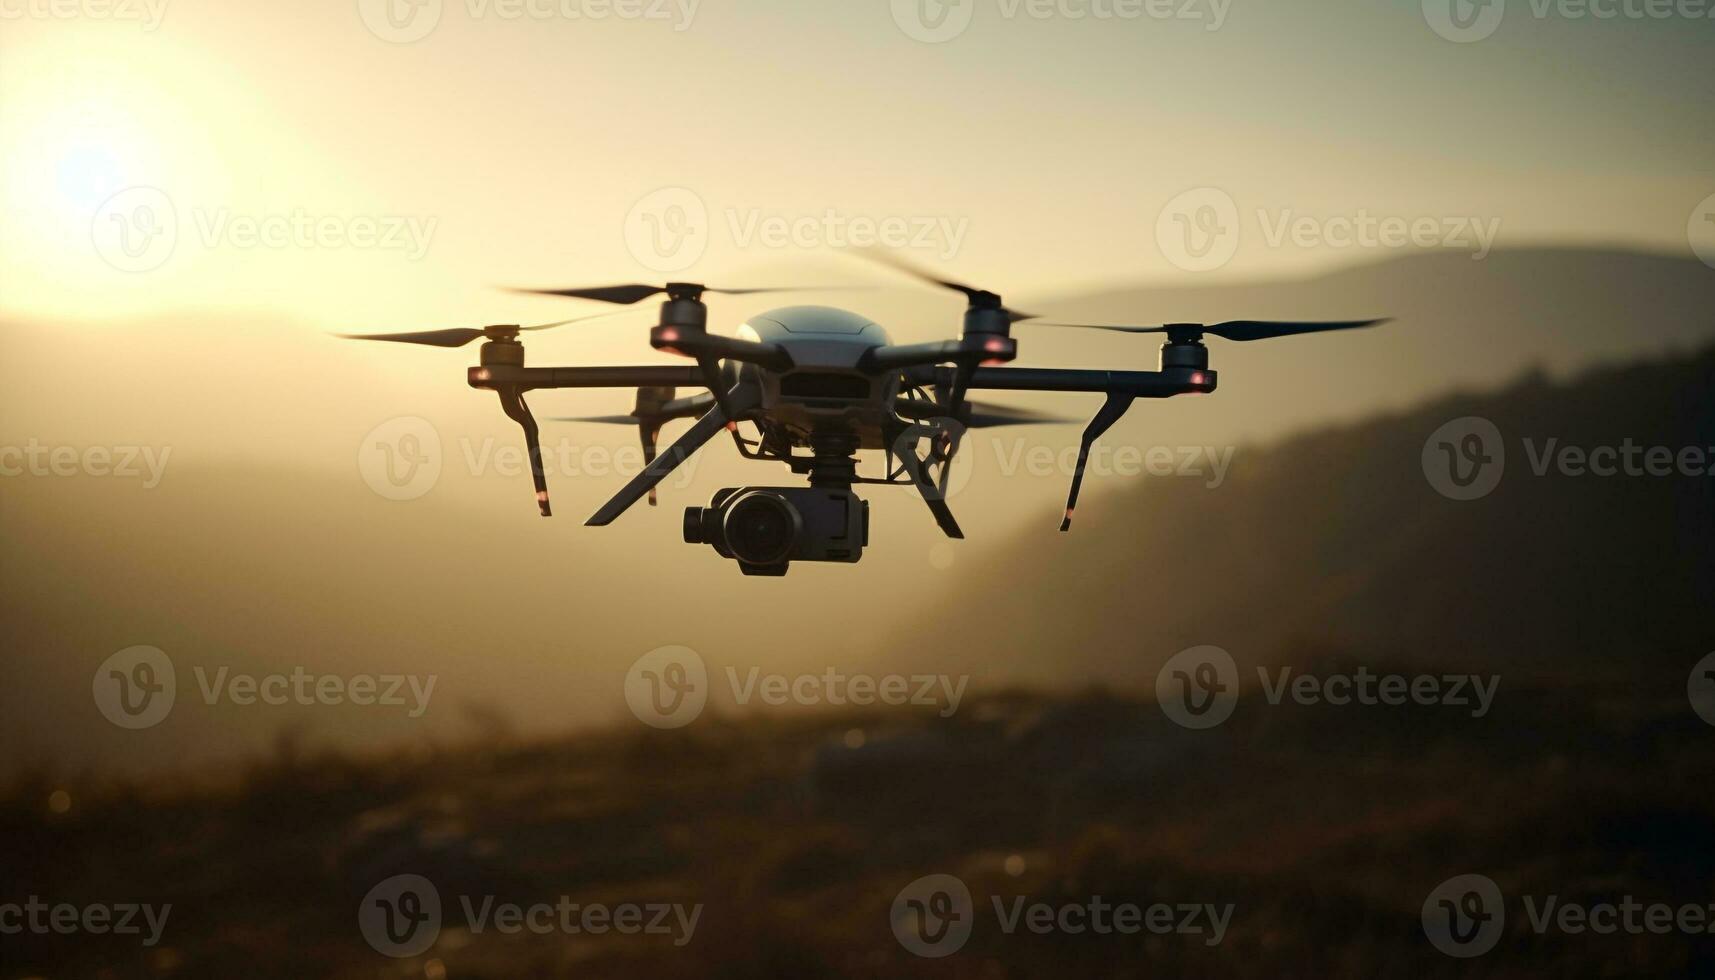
[{"left": 6, "top": 680, "right": 1713, "bottom": 978}]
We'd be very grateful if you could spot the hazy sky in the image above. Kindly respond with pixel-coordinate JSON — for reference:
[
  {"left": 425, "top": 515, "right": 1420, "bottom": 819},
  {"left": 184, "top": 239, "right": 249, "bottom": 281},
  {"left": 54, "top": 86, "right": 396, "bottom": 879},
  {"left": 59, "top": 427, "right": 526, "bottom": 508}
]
[
  {"left": 4, "top": 0, "right": 1713, "bottom": 772},
  {"left": 3, "top": 0, "right": 1711, "bottom": 335}
]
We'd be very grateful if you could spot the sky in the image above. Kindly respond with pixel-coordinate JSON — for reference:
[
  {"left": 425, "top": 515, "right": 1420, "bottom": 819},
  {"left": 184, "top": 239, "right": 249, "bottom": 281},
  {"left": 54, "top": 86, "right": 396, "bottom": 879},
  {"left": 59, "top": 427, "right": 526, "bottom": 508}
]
[{"left": 2, "top": 0, "right": 1712, "bottom": 336}]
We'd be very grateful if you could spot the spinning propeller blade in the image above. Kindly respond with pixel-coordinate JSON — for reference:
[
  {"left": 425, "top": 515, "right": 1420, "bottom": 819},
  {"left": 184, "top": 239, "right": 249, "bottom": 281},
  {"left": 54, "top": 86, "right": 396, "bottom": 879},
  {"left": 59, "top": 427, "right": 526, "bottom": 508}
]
[
  {"left": 852, "top": 249, "right": 1036, "bottom": 323},
  {"left": 506, "top": 283, "right": 863, "bottom": 305},
  {"left": 1032, "top": 318, "right": 1389, "bottom": 341},
  {"left": 335, "top": 311, "right": 627, "bottom": 348}
]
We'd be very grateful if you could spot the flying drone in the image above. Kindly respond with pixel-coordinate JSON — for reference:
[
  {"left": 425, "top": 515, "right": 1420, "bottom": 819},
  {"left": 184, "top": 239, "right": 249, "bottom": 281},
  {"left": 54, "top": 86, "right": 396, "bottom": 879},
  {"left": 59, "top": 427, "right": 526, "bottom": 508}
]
[{"left": 341, "top": 253, "right": 1384, "bottom": 575}]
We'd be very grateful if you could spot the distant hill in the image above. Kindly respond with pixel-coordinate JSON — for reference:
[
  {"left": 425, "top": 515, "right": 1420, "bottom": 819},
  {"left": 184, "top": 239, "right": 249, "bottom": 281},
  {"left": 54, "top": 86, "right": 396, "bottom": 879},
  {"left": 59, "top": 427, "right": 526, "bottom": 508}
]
[
  {"left": 884, "top": 346, "right": 1715, "bottom": 687},
  {"left": 1005, "top": 247, "right": 1715, "bottom": 452}
]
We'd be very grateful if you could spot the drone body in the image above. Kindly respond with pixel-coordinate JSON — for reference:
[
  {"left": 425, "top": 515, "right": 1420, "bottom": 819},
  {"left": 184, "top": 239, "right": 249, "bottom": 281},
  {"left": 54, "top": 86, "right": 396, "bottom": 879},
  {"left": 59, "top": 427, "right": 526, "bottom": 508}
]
[
  {"left": 735, "top": 306, "right": 899, "bottom": 452},
  {"left": 345, "top": 256, "right": 1385, "bottom": 575}
]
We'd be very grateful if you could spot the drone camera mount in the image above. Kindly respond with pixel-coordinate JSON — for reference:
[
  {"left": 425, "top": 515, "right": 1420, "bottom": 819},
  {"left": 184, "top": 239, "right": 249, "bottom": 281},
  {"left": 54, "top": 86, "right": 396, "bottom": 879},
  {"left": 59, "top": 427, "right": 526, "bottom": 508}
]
[{"left": 684, "top": 485, "right": 868, "bottom": 575}]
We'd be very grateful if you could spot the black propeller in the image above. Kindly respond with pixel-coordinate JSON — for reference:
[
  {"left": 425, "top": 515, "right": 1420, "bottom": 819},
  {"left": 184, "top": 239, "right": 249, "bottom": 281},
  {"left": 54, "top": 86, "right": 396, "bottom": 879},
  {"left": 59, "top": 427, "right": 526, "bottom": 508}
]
[
  {"left": 1032, "top": 319, "right": 1390, "bottom": 342},
  {"left": 552, "top": 386, "right": 687, "bottom": 506},
  {"left": 507, "top": 283, "right": 862, "bottom": 305},
  {"left": 894, "top": 398, "right": 1077, "bottom": 428},
  {"left": 854, "top": 249, "right": 1035, "bottom": 323},
  {"left": 336, "top": 311, "right": 625, "bottom": 348},
  {"left": 551, "top": 413, "right": 643, "bottom": 425}
]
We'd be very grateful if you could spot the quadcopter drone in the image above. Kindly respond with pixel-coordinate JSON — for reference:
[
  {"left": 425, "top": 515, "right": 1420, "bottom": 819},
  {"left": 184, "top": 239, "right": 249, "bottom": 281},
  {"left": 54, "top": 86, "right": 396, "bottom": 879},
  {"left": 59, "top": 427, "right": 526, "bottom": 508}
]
[{"left": 342, "top": 253, "right": 1384, "bottom": 575}]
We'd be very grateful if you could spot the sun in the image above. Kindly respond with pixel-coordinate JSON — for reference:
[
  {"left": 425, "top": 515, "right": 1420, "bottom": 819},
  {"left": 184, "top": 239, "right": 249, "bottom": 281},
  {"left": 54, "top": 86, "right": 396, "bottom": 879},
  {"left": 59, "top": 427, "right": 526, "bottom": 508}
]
[{"left": 0, "top": 26, "right": 232, "bottom": 319}]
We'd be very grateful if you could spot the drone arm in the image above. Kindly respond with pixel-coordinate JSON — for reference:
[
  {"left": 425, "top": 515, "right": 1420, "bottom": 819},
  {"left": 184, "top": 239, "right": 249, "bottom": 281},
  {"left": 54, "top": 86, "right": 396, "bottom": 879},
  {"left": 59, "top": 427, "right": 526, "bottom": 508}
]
[
  {"left": 859, "top": 339, "right": 968, "bottom": 373},
  {"left": 909, "top": 366, "right": 1216, "bottom": 532},
  {"left": 470, "top": 365, "right": 707, "bottom": 391},
  {"left": 955, "top": 366, "right": 1216, "bottom": 397},
  {"left": 652, "top": 331, "right": 793, "bottom": 373},
  {"left": 585, "top": 383, "right": 763, "bottom": 527}
]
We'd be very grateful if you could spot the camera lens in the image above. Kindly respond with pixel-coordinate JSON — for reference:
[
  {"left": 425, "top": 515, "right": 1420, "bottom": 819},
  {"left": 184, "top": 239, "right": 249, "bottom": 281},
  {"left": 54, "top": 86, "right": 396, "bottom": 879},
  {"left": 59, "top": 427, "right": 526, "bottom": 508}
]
[
  {"left": 683, "top": 507, "right": 709, "bottom": 544},
  {"left": 723, "top": 492, "right": 801, "bottom": 566}
]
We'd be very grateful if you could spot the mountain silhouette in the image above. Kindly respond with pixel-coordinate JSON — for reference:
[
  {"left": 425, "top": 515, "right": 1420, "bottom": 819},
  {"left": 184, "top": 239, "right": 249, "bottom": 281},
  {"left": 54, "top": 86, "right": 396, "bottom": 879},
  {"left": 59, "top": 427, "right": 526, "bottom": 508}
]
[{"left": 883, "top": 345, "right": 1715, "bottom": 688}]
